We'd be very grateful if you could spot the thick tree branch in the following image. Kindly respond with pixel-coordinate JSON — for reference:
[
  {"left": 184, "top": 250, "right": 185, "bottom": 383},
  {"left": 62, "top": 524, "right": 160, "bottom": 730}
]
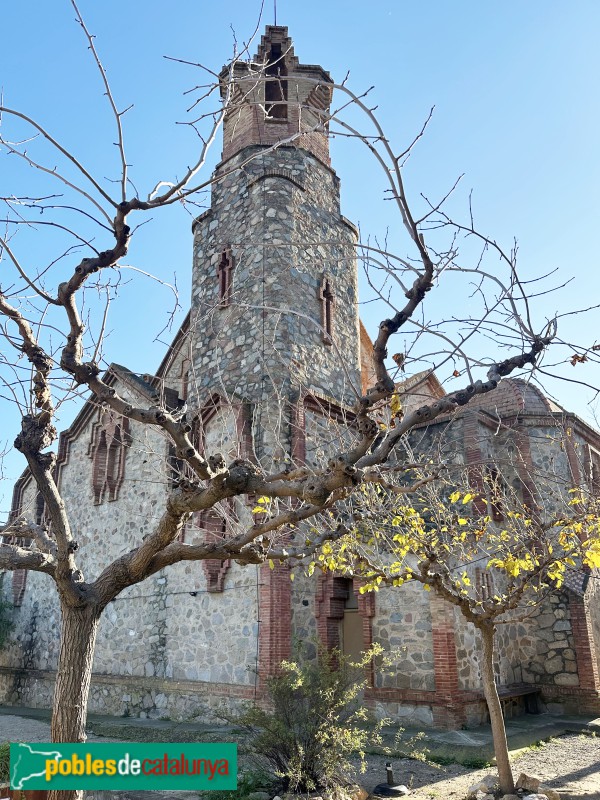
[
  {"left": 1, "top": 517, "right": 58, "bottom": 558},
  {"left": 0, "top": 542, "right": 56, "bottom": 575}
]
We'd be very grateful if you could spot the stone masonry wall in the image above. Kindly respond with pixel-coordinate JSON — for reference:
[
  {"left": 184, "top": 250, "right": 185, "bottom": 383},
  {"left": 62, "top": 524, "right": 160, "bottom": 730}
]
[
  {"left": 372, "top": 582, "right": 434, "bottom": 692},
  {"left": 191, "top": 145, "right": 360, "bottom": 462},
  {"left": 519, "top": 593, "right": 577, "bottom": 688},
  {"left": 0, "top": 373, "right": 265, "bottom": 720}
]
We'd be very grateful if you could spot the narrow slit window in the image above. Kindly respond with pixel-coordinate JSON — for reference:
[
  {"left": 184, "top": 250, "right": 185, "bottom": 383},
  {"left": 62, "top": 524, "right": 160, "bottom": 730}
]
[
  {"left": 319, "top": 277, "right": 334, "bottom": 344},
  {"left": 180, "top": 358, "right": 191, "bottom": 402},
  {"left": 92, "top": 430, "right": 108, "bottom": 504},
  {"left": 217, "top": 249, "right": 234, "bottom": 307},
  {"left": 106, "top": 425, "right": 122, "bottom": 500},
  {"left": 34, "top": 492, "right": 45, "bottom": 525}
]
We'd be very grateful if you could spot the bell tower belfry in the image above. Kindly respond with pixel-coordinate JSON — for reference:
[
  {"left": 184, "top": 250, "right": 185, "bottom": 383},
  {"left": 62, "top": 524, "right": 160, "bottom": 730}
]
[
  {"left": 190, "top": 25, "right": 361, "bottom": 459},
  {"left": 220, "top": 26, "right": 333, "bottom": 166}
]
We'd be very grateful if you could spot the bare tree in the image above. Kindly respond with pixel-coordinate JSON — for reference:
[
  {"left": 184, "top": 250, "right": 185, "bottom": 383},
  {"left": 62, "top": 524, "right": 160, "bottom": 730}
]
[{"left": 0, "top": 8, "right": 594, "bottom": 800}]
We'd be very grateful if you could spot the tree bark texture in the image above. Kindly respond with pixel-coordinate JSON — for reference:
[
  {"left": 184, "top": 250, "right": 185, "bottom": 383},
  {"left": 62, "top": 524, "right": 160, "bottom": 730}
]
[
  {"left": 479, "top": 623, "right": 515, "bottom": 794},
  {"left": 48, "top": 603, "right": 100, "bottom": 800}
]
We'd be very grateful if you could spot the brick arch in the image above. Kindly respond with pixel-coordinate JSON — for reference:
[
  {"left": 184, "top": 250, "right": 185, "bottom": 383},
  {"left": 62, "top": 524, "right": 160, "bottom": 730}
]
[
  {"left": 247, "top": 170, "right": 306, "bottom": 192},
  {"left": 194, "top": 393, "right": 253, "bottom": 458},
  {"left": 291, "top": 390, "right": 356, "bottom": 466}
]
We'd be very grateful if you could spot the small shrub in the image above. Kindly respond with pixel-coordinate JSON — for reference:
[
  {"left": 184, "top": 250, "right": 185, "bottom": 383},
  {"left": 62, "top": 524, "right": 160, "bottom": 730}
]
[
  {"left": 0, "top": 742, "right": 10, "bottom": 784},
  {"left": 237, "top": 644, "right": 387, "bottom": 795},
  {"left": 461, "top": 757, "right": 492, "bottom": 769}
]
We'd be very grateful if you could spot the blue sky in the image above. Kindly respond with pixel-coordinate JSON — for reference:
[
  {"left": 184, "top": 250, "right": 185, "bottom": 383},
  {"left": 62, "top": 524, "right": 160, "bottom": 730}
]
[{"left": 1, "top": 1, "right": 599, "bottom": 513}]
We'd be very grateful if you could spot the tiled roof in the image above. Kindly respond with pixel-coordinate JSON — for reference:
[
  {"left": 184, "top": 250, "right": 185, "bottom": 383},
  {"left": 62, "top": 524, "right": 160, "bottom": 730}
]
[
  {"left": 463, "top": 378, "right": 554, "bottom": 419},
  {"left": 111, "top": 364, "right": 160, "bottom": 401},
  {"left": 563, "top": 567, "right": 590, "bottom": 597}
]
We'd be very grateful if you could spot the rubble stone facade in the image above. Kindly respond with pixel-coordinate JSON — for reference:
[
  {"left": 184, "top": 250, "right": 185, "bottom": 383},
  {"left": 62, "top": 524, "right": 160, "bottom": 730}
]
[{"left": 1, "top": 26, "right": 599, "bottom": 729}]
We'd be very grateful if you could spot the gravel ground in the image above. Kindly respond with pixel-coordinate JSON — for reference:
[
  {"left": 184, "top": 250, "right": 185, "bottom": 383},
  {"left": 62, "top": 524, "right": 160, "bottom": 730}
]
[
  {"left": 1, "top": 715, "right": 599, "bottom": 799},
  {"left": 359, "top": 734, "right": 600, "bottom": 799},
  {"left": 0, "top": 714, "right": 111, "bottom": 743}
]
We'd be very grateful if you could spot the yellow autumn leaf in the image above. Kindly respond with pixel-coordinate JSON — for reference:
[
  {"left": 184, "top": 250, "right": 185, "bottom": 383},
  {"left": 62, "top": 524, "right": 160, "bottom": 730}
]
[
  {"left": 462, "top": 493, "right": 474, "bottom": 504},
  {"left": 584, "top": 541, "right": 600, "bottom": 569},
  {"left": 390, "top": 394, "right": 403, "bottom": 416}
]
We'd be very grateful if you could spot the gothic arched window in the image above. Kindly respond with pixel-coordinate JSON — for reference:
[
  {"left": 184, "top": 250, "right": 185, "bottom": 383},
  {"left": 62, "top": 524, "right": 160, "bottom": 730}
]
[{"left": 88, "top": 411, "right": 131, "bottom": 504}]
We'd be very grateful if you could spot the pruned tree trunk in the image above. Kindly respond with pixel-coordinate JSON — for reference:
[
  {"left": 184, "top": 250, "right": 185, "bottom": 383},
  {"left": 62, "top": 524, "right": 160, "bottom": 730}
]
[
  {"left": 48, "top": 602, "right": 101, "bottom": 800},
  {"left": 479, "top": 622, "right": 515, "bottom": 794}
]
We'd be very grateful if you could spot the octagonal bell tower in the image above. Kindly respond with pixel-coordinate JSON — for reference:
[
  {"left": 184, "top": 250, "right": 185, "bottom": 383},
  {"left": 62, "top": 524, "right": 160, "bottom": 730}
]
[{"left": 190, "top": 26, "right": 360, "bottom": 460}]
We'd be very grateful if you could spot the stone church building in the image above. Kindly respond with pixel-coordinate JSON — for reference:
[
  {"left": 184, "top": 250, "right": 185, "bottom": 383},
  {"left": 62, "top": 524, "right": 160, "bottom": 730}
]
[{"left": 1, "top": 26, "right": 599, "bottom": 729}]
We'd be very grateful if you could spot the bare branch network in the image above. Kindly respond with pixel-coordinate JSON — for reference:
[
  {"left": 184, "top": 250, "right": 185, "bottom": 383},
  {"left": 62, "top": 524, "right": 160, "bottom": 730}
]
[
  {"left": 1, "top": 22, "right": 594, "bottom": 613},
  {"left": 0, "top": 19, "right": 599, "bottom": 796}
]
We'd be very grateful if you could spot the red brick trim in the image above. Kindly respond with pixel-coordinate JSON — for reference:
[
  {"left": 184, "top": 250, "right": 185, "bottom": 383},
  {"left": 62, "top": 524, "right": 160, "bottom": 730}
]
[
  {"left": 291, "top": 397, "right": 306, "bottom": 464},
  {"left": 196, "top": 393, "right": 251, "bottom": 458},
  {"left": 367, "top": 686, "right": 482, "bottom": 704},
  {"left": 7, "top": 472, "right": 28, "bottom": 524},
  {"left": 257, "top": 562, "right": 292, "bottom": 683},
  {"left": 540, "top": 685, "right": 600, "bottom": 714},
  {"left": 430, "top": 594, "right": 465, "bottom": 728},
  {"left": 512, "top": 424, "right": 537, "bottom": 510},
  {"left": 247, "top": 169, "right": 306, "bottom": 192},
  {"left": 5, "top": 478, "right": 33, "bottom": 606},
  {"left": 564, "top": 429, "right": 582, "bottom": 485},
  {"left": 569, "top": 594, "right": 600, "bottom": 690}
]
